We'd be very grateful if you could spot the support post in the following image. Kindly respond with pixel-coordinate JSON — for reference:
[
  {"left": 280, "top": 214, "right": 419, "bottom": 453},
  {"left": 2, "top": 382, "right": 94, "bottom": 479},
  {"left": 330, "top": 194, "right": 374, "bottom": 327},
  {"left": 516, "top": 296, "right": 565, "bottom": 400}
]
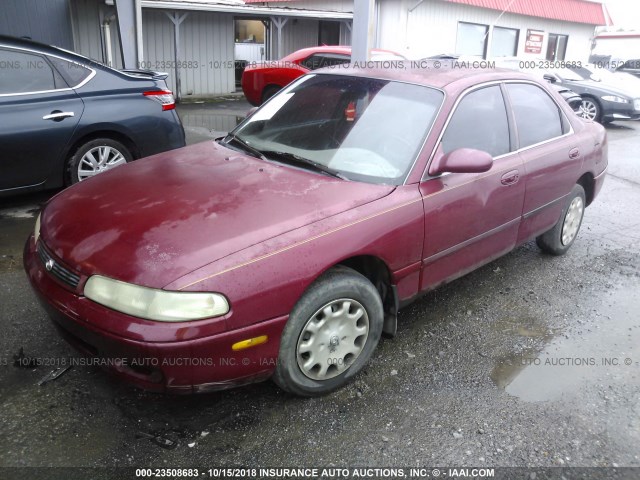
[
  {"left": 352, "top": 0, "right": 376, "bottom": 62},
  {"left": 113, "top": 0, "right": 138, "bottom": 68},
  {"left": 165, "top": 12, "right": 189, "bottom": 102},
  {"left": 270, "top": 17, "right": 289, "bottom": 60}
]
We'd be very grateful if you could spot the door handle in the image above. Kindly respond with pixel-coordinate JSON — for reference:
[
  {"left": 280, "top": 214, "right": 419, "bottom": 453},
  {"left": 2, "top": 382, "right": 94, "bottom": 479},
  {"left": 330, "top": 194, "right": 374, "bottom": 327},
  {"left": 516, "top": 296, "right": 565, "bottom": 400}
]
[
  {"left": 569, "top": 147, "right": 580, "bottom": 159},
  {"left": 501, "top": 170, "right": 519, "bottom": 186},
  {"left": 43, "top": 111, "right": 75, "bottom": 121}
]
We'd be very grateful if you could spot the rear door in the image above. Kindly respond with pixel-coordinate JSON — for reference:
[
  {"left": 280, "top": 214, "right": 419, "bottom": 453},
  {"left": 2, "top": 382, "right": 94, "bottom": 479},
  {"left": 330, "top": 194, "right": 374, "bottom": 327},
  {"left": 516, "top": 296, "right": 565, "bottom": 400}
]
[
  {"left": 0, "top": 47, "right": 85, "bottom": 191},
  {"left": 503, "top": 82, "right": 582, "bottom": 243}
]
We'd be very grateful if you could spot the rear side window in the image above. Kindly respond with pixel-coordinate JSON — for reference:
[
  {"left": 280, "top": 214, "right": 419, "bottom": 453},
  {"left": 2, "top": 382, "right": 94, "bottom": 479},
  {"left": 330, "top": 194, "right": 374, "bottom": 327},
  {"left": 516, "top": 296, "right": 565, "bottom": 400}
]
[
  {"left": 48, "top": 56, "right": 92, "bottom": 86},
  {"left": 300, "top": 54, "right": 351, "bottom": 70},
  {"left": 0, "top": 48, "right": 66, "bottom": 94},
  {"left": 506, "top": 83, "right": 564, "bottom": 148},
  {"left": 442, "top": 85, "right": 510, "bottom": 157}
]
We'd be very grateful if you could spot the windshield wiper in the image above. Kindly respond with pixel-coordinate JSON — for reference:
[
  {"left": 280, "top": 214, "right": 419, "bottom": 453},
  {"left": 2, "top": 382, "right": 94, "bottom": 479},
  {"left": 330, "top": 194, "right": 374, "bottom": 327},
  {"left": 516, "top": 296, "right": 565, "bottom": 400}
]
[
  {"left": 223, "top": 134, "right": 267, "bottom": 161},
  {"left": 260, "top": 150, "right": 348, "bottom": 180}
]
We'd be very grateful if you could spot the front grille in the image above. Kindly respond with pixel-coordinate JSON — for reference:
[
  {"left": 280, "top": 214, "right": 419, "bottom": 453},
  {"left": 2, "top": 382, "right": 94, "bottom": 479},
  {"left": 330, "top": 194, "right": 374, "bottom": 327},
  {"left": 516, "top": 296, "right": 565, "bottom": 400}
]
[{"left": 37, "top": 242, "right": 80, "bottom": 289}]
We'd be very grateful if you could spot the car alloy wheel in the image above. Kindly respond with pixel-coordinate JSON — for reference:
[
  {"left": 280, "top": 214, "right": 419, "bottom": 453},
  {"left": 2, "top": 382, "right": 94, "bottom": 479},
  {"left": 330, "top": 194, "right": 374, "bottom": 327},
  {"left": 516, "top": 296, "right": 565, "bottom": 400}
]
[
  {"left": 68, "top": 138, "right": 133, "bottom": 184},
  {"left": 78, "top": 146, "right": 128, "bottom": 181},
  {"left": 578, "top": 99, "right": 599, "bottom": 121},
  {"left": 296, "top": 298, "right": 370, "bottom": 380},
  {"left": 561, "top": 196, "right": 584, "bottom": 246}
]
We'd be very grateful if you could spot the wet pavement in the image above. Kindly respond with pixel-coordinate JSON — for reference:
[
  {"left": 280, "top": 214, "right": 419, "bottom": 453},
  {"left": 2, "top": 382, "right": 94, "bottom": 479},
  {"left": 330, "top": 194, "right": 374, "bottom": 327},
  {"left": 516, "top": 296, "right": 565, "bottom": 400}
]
[{"left": 0, "top": 110, "right": 639, "bottom": 475}]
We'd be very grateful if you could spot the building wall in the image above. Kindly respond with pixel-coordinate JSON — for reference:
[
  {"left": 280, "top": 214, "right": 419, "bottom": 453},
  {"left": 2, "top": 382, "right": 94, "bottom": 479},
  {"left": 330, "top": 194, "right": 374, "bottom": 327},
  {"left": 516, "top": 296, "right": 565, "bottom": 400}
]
[
  {"left": 592, "top": 37, "right": 640, "bottom": 60},
  {"left": 0, "top": 0, "right": 74, "bottom": 49},
  {"left": 377, "top": 0, "right": 596, "bottom": 62},
  {"left": 70, "top": 0, "right": 123, "bottom": 69},
  {"left": 142, "top": 10, "right": 235, "bottom": 97},
  {"left": 269, "top": 18, "right": 321, "bottom": 58}
]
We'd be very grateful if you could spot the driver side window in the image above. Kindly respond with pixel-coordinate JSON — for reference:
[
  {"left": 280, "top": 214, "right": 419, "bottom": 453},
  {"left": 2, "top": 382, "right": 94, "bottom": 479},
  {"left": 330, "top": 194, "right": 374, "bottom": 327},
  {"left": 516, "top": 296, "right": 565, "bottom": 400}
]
[{"left": 442, "top": 85, "right": 511, "bottom": 158}]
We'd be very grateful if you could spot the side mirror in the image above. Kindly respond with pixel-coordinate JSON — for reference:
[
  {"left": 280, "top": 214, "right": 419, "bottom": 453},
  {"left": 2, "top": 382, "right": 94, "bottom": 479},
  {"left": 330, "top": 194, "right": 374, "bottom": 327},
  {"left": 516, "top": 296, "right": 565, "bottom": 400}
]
[
  {"left": 430, "top": 148, "right": 493, "bottom": 175},
  {"left": 246, "top": 106, "right": 258, "bottom": 118},
  {"left": 543, "top": 73, "right": 558, "bottom": 83}
]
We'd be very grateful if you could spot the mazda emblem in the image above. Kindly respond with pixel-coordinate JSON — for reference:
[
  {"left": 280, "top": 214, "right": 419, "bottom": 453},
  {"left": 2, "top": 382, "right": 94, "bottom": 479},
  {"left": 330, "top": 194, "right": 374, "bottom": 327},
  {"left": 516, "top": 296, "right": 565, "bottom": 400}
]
[{"left": 45, "top": 259, "right": 55, "bottom": 271}]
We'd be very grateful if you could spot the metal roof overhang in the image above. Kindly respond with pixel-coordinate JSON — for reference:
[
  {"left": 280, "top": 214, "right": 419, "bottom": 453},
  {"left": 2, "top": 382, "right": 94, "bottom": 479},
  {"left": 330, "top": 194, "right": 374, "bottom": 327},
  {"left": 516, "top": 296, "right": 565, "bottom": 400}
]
[
  {"left": 140, "top": 0, "right": 353, "bottom": 19},
  {"left": 442, "top": 0, "right": 608, "bottom": 26}
]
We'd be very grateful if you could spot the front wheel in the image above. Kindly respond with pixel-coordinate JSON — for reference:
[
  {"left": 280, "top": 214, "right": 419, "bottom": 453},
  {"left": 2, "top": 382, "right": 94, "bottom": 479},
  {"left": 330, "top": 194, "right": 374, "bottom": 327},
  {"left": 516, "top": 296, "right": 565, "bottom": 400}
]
[
  {"left": 536, "top": 184, "right": 586, "bottom": 255},
  {"left": 68, "top": 138, "right": 133, "bottom": 184},
  {"left": 273, "top": 267, "right": 384, "bottom": 396}
]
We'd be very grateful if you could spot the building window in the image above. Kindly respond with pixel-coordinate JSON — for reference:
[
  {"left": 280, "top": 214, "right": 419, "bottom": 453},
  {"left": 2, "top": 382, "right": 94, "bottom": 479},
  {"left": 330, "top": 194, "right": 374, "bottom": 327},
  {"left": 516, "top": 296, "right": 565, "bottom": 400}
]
[
  {"left": 456, "top": 22, "right": 488, "bottom": 58},
  {"left": 319, "top": 21, "right": 340, "bottom": 45},
  {"left": 546, "top": 34, "right": 568, "bottom": 61},
  {"left": 491, "top": 26, "right": 519, "bottom": 57}
]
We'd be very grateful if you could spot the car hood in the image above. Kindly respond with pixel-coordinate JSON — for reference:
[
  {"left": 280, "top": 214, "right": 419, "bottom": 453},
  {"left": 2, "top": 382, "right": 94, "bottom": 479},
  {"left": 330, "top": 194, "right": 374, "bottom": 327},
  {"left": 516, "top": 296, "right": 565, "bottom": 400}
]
[
  {"left": 41, "top": 141, "right": 394, "bottom": 289},
  {"left": 565, "top": 78, "right": 637, "bottom": 98}
]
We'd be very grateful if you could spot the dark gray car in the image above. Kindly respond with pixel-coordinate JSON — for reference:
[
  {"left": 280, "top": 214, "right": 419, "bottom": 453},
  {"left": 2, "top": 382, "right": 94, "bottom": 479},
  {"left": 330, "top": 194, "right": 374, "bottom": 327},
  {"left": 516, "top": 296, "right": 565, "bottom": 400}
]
[
  {"left": 0, "top": 35, "right": 186, "bottom": 196},
  {"left": 542, "top": 65, "right": 640, "bottom": 123}
]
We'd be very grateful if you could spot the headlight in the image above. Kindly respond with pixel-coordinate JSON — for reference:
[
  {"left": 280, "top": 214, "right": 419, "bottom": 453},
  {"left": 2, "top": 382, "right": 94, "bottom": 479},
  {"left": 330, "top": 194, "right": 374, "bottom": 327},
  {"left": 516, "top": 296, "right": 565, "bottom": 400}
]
[
  {"left": 634, "top": 99, "right": 640, "bottom": 111},
  {"left": 34, "top": 213, "right": 41, "bottom": 244},
  {"left": 84, "top": 275, "right": 229, "bottom": 322},
  {"left": 601, "top": 95, "right": 629, "bottom": 103}
]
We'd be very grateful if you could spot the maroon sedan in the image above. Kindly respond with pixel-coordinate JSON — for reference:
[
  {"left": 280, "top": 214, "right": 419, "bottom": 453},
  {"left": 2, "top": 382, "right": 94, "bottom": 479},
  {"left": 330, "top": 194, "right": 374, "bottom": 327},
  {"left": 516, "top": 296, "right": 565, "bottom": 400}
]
[
  {"left": 25, "top": 67, "right": 607, "bottom": 396},
  {"left": 241, "top": 45, "right": 404, "bottom": 106}
]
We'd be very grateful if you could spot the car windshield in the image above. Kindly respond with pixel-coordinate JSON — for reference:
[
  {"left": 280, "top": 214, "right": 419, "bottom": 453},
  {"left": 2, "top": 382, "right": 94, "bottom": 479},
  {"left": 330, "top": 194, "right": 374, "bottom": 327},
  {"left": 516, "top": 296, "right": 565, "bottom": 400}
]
[{"left": 229, "top": 74, "right": 443, "bottom": 185}]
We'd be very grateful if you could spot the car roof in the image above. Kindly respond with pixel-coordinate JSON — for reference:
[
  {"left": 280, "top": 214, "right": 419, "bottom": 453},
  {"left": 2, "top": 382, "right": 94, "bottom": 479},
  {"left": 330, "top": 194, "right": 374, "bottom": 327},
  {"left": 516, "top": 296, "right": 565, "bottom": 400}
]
[
  {"left": 282, "top": 45, "right": 401, "bottom": 62},
  {"left": 0, "top": 34, "right": 94, "bottom": 64},
  {"left": 316, "top": 64, "right": 541, "bottom": 92}
]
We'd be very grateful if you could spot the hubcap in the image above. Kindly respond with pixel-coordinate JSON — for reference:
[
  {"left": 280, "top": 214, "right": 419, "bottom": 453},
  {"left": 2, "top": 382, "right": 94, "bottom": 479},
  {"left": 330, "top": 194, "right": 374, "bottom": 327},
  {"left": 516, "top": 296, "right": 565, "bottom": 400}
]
[
  {"left": 578, "top": 100, "right": 597, "bottom": 121},
  {"left": 78, "top": 146, "right": 127, "bottom": 181},
  {"left": 296, "top": 298, "right": 369, "bottom": 381},
  {"left": 561, "top": 196, "right": 584, "bottom": 245}
]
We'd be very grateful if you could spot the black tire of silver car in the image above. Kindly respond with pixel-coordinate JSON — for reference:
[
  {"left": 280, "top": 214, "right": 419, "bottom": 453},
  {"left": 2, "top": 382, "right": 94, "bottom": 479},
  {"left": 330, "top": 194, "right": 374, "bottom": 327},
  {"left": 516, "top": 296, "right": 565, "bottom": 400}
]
[
  {"left": 536, "top": 184, "right": 586, "bottom": 256},
  {"left": 261, "top": 85, "right": 281, "bottom": 104},
  {"left": 68, "top": 138, "right": 133, "bottom": 184},
  {"left": 578, "top": 97, "right": 602, "bottom": 123},
  {"left": 273, "top": 266, "right": 384, "bottom": 396}
]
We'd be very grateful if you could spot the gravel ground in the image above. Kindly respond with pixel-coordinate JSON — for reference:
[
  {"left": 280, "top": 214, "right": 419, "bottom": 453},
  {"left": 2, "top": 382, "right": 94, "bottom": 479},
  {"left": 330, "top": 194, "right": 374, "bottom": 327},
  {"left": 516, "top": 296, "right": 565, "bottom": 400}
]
[{"left": 0, "top": 109, "right": 638, "bottom": 478}]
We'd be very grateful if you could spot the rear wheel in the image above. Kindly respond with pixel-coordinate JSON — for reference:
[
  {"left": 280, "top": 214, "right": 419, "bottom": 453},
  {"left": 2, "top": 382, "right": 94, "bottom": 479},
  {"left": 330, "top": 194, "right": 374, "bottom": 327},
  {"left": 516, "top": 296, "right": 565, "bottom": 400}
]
[
  {"left": 578, "top": 98, "right": 601, "bottom": 123},
  {"left": 273, "top": 267, "right": 383, "bottom": 396},
  {"left": 536, "top": 184, "right": 586, "bottom": 255},
  {"left": 68, "top": 138, "right": 132, "bottom": 184},
  {"left": 261, "top": 85, "right": 281, "bottom": 104}
]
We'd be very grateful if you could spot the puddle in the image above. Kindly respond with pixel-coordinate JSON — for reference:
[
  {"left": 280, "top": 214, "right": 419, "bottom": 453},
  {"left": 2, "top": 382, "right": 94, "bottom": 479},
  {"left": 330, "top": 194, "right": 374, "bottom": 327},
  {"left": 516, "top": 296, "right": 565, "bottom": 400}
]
[
  {"left": 491, "top": 284, "right": 640, "bottom": 402},
  {"left": 180, "top": 113, "right": 243, "bottom": 133}
]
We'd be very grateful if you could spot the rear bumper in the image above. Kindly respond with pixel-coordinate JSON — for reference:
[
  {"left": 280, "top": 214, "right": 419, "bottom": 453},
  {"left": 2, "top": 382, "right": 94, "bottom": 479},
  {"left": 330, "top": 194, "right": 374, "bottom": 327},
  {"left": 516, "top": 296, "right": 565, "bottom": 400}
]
[
  {"left": 24, "top": 236, "right": 287, "bottom": 393},
  {"left": 593, "top": 166, "right": 607, "bottom": 202}
]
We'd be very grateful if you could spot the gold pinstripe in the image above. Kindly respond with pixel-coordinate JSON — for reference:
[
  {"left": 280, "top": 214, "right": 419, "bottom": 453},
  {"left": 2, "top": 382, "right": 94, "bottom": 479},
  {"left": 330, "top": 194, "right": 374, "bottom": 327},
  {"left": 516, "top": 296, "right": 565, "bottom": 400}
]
[{"left": 177, "top": 167, "right": 516, "bottom": 290}]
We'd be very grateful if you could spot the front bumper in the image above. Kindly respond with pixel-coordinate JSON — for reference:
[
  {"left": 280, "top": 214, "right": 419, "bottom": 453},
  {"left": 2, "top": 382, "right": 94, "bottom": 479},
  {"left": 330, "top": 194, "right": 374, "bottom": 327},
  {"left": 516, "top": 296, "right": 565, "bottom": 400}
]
[
  {"left": 601, "top": 100, "right": 640, "bottom": 121},
  {"left": 24, "top": 236, "right": 287, "bottom": 393}
]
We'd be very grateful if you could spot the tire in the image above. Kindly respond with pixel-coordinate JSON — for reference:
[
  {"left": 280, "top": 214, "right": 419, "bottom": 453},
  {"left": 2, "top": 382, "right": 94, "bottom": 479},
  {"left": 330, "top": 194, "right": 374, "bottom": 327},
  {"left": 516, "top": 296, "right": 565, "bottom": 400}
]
[
  {"left": 261, "top": 85, "right": 281, "bottom": 104},
  {"left": 536, "top": 184, "right": 586, "bottom": 256},
  {"left": 68, "top": 138, "right": 133, "bottom": 184},
  {"left": 578, "top": 97, "right": 601, "bottom": 123},
  {"left": 273, "top": 266, "right": 384, "bottom": 396}
]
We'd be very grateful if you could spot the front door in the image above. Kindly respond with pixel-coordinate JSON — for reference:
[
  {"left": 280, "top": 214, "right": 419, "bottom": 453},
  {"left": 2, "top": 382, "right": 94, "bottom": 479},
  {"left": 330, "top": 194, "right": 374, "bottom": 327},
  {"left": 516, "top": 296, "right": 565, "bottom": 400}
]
[{"left": 419, "top": 84, "right": 525, "bottom": 291}]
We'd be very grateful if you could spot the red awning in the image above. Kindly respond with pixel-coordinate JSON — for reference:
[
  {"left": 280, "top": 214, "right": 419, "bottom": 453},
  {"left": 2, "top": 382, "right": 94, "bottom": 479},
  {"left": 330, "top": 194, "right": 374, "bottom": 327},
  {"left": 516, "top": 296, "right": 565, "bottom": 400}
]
[{"left": 442, "top": 0, "right": 608, "bottom": 26}]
